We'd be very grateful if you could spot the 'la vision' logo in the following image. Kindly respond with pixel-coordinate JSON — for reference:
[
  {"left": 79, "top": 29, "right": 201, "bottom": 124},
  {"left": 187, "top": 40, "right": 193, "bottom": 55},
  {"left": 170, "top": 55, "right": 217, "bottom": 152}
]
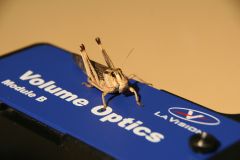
[{"left": 168, "top": 107, "right": 220, "bottom": 126}]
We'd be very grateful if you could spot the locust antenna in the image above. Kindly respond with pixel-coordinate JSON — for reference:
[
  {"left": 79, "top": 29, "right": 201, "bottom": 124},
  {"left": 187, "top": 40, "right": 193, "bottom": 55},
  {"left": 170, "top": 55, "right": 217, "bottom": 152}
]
[{"left": 121, "top": 48, "right": 135, "bottom": 68}]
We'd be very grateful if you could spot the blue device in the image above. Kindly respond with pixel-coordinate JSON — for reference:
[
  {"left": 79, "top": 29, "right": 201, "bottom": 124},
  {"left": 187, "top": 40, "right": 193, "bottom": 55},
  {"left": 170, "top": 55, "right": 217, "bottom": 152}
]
[{"left": 0, "top": 44, "right": 239, "bottom": 159}]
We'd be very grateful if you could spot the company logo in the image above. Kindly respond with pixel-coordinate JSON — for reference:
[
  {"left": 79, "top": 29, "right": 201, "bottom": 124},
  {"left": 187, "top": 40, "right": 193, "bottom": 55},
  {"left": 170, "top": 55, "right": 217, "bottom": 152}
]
[{"left": 168, "top": 107, "right": 220, "bottom": 125}]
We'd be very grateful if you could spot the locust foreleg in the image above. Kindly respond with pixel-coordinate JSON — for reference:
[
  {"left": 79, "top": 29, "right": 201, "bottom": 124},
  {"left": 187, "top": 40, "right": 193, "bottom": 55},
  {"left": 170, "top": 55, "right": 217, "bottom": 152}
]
[
  {"left": 102, "top": 92, "right": 108, "bottom": 109},
  {"left": 128, "top": 74, "right": 152, "bottom": 86},
  {"left": 129, "top": 86, "right": 142, "bottom": 106},
  {"left": 82, "top": 81, "right": 93, "bottom": 88}
]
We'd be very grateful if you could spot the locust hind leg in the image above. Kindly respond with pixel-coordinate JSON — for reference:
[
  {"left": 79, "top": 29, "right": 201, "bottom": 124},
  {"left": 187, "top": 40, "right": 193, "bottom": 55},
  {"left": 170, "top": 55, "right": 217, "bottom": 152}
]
[
  {"left": 95, "top": 37, "right": 115, "bottom": 69},
  {"left": 129, "top": 86, "right": 142, "bottom": 106},
  {"left": 79, "top": 44, "right": 100, "bottom": 84}
]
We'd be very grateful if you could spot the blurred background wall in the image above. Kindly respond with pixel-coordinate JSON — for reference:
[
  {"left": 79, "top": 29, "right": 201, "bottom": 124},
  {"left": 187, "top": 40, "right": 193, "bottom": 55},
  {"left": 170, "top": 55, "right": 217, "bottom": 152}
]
[{"left": 0, "top": 0, "right": 239, "bottom": 113}]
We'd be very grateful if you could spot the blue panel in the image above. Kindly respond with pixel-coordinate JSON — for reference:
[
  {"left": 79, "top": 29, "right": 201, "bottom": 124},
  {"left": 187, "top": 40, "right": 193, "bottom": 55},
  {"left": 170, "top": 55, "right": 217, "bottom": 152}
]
[{"left": 0, "top": 44, "right": 239, "bottom": 160}]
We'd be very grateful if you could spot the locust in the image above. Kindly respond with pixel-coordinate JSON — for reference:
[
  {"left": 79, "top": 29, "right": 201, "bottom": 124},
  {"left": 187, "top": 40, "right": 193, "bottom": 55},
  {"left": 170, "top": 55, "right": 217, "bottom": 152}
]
[{"left": 74, "top": 37, "right": 151, "bottom": 109}]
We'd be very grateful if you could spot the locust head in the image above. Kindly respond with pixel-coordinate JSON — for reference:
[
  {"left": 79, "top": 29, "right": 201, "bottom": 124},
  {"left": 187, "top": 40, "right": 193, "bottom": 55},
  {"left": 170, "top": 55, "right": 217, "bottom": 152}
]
[{"left": 111, "top": 68, "right": 129, "bottom": 93}]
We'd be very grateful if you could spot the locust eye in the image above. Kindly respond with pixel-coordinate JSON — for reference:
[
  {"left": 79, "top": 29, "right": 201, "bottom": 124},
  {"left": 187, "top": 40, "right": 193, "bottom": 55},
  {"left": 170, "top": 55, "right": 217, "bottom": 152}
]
[
  {"left": 104, "top": 70, "right": 111, "bottom": 74},
  {"left": 111, "top": 72, "right": 116, "bottom": 77}
]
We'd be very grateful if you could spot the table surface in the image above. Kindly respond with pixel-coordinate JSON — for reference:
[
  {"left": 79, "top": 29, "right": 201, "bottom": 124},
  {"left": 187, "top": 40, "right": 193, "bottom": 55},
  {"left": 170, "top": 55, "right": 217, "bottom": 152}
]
[{"left": 0, "top": 0, "right": 239, "bottom": 114}]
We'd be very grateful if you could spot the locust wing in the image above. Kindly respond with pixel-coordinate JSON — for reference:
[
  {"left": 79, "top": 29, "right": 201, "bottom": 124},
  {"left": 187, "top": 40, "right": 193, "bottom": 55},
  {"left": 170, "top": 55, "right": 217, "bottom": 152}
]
[{"left": 73, "top": 53, "right": 108, "bottom": 81}]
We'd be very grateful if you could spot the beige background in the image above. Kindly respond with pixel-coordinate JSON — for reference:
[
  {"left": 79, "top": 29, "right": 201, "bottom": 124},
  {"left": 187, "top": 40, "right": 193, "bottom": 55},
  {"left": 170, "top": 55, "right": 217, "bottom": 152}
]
[{"left": 0, "top": 0, "right": 239, "bottom": 114}]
